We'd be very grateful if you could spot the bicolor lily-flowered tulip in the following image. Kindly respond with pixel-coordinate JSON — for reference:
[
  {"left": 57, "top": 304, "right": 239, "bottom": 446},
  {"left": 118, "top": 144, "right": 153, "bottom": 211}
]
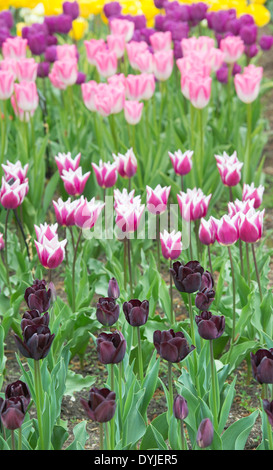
[
  {"left": 14, "top": 80, "right": 39, "bottom": 112},
  {"left": 220, "top": 36, "right": 245, "bottom": 63},
  {"left": 146, "top": 184, "right": 171, "bottom": 215},
  {"left": 92, "top": 160, "right": 118, "bottom": 188},
  {"left": 242, "top": 182, "right": 264, "bottom": 209},
  {"left": 124, "top": 100, "right": 143, "bottom": 125},
  {"left": 150, "top": 31, "right": 172, "bottom": 52},
  {"left": 234, "top": 64, "right": 263, "bottom": 104},
  {"left": 2, "top": 160, "right": 28, "bottom": 184},
  {"left": 125, "top": 73, "right": 155, "bottom": 101},
  {"left": 0, "top": 177, "right": 28, "bottom": 209},
  {"left": 113, "top": 148, "right": 137, "bottom": 179},
  {"left": 109, "top": 18, "right": 134, "bottom": 42},
  {"left": 238, "top": 208, "right": 264, "bottom": 243},
  {"left": 16, "top": 58, "right": 38, "bottom": 82},
  {"left": 95, "top": 50, "right": 117, "bottom": 78},
  {"left": 55, "top": 152, "right": 81, "bottom": 175},
  {"left": 61, "top": 167, "right": 91, "bottom": 196},
  {"left": 53, "top": 197, "right": 80, "bottom": 227},
  {"left": 84, "top": 38, "right": 106, "bottom": 65},
  {"left": 177, "top": 188, "right": 211, "bottom": 222},
  {"left": 215, "top": 151, "right": 243, "bottom": 187},
  {"left": 34, "top": 224, "right": 67, "bottom": 270},
  {"left": 160, "top": 230, "right": 182, "bottom": 260},
  {"left": 168, "top": 149, "right": 193, "bottom": 176},
  {"left": 154, "top": 50, "right": 174, "bottom": 81},
  {"left": 214, "top": 214, "right": 239, "bottom": 246},
  {"left": 115, "top": 195, "right": 145, "bottom": 234},
  {"left": 199, "top": 217, "right": 216, "bottom": 245},
  {"left": 107, "top": 34, "right": 125, "bottom": 59},
  {"left": 74, "top": 196, "right": 105, "bottom": 230},
  {"left": 2, "top": 36, "right": 27, "bottom": 61}
]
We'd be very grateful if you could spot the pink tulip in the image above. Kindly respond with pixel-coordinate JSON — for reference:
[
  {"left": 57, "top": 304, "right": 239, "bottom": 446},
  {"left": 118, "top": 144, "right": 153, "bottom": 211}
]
[
  {"left": 56, "top": 44, "right": 78, "bottom": 61},
  {"left": 177, "top": 188, "right": 211, "bottom": 222},
  {"left": 214, "top": 215, "right": 239, "bottom": 246},
  {"left": 160, "top": 230, "right": 182, "bottom": 260},
  {"left": 74, "top": 196, "right": 105, "bottom": 230},
  {"left": 34, "top": 225, "right": 67, "bottom": 270},
  {"left": 215, "top": 151, "right": 243, "bottom": 187},
  {"left": 48, "top": 68, "right": 67, "bottom": 90},
  {"left": 93, "top": 83, "right": 125, "bottom": 116},
  {"left": 115, "top": 197, "right": 145, "bottom": 234},
  {"left": 0, "top": 70, "right": 14, "bottom": 100},
  {"left": 61, "top": 167, "right": 91, "bottom": 196},
  {"left": 125, "top": 73, "right": 155, "bottom": 101},
  {"left": 154, "top": 50, "right": 173, "bottom": 81},
  {"left": 53, "top": 197, "right": 80, "bottom": 227},
  {"left": 113, "top": 148, "right": 137, "bottom": 178},
  {"left": 81, "top": 80, "right": 98, "bottom": 111},
  {"left": 51, "top": 59, "right": 78, "bottom": 86},
  {"left": 176, "top": 56, "right": 211, "bottom": 78},
  {"left": 220, "top": 36, "right": 245, "bottom": 64},
  {"left": 16, "top": 58, "right": 38, "bottom": 83},
  {"left": 109, "top": 18, "right": 134, "bottom": 42},
  {"left": 55, "top": 152, "right": 81, "bottom": 174},
  {"left": 242, "top": 182, "right": 264, "bottom": 209},
  {"left": 95, "top": 50, "right": 117, "bottom": 78},
  {"left": 126, "top": 41, "right": 148, "bottom": 70},
  {"left": 124, "top": 100, "right": 143, "bottom": 125},
  {"left": 134, "top": 50, "right": 155, "bottom": 74},
  {"left": 11, "top": 95, "right": 34, "bottom": 122},
  {"left": 107, "top": 34, "right": 125, "bottom": 59},
  {"left": 0, "top": 59, "right": 17, "bottom": 80},
  {"left": 107, "top": 84, "right": 125, "bottom": 114},
  {"left": 188, "top": 75, "right": 212, "bottom": 109},
  {"left": 168, "top": 149, "right": 193, "bottom": 176},
  {"left": 181, "top": 36, "right": 215, "bottom": 56},
  {"left": 150, "top": 31, "right": 172, "bottom": 52},
  {"left": 2, "top": 160, "right": 28, "bottom": 184},
  {"left": 2, "top": 37, "right": 27, "bottom": 61},
  {"left": 92, "top": 160, "right": 118, "bottom": 188},
  {"left": 108, "top": 73, "right": 127, "bottom": 89},
  {"left": 238, "top": 208, "right": 264, "bottom": 243},
  {"left": 84, "top": 39, "right": 106, "bottom": 65},
  {"left": 146, "top": 184, "right": 171, "bottom": 215},
  {"left": 14, "top": 81, "right": 39, "bottom": 112},
  {"left": 228, "top": 198, "right": 255, "bottom": 219},
  {"left": 199, "top": 217, "right": 216, "bottom": 245},
  {"left": 0, "top": 176, "right": 28, "bottom": 209},
  {"left": 234, "top": 66, "right": 263, "bottom": 103},
  {"left": 34, "top": 222, "right": 58, "bottom": 243},
  {"left": 114, "top": 188, "right": 135, "bottom": 208},
  {"left": 189, "top": 48, "right": 224, "bottom": 73}
]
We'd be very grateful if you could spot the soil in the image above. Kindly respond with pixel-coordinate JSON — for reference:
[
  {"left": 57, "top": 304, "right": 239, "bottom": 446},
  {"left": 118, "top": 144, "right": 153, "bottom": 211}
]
[{"left": 2, "top": 27, "right": 273, "bottom": 451}]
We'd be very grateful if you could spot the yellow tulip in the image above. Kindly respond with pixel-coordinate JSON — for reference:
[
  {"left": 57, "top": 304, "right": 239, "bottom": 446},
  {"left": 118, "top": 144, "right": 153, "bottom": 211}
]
[
  {"left": 69, "top": 17, "right": 88, "bottom": 40},
  {"left": 245, "top": 4, "right": 271, "bottom": 26},
  {"left": 0, "top": 0, "right": 10, "bottom": 10},
  {"left": 78, "top": 0, "right": 104, "bottom": 17},
  {"left": 42, "top": 0, "right": 62, "bottom": 15}
]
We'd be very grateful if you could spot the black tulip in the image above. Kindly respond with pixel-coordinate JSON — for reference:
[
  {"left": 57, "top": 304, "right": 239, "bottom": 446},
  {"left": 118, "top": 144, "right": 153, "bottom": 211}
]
[
  {"left": 14, "top": 323, "right": 55, "bottom": 361},
  {"left": 96, "top": 331, "right": 126, "bottom": 364},
  {"left": 24, "top": 279, "right": 52, "bottom": 313},
  {"left": 251, "top": 348, "right": 273, "bottom": 384},
  {"left": 195, "top": 311, "right": 225, "bottom": 340},
  {"left": 153, "top": 329, "right": 195, "bottom": 363},
  {"left": 80, "top": 387, "right": 116, "bottom": 423},
  {"left": 195, "top": 288, "right": 215, "bottom": 311},
  {"left": 123, "top": 299, "right": 149, "bottom": 327},
  {"left": 170, "top": 260, "right": 204, "bottom": 294},
  {"left": 96, "top": 297, "right": 120, "bottom": 326}
]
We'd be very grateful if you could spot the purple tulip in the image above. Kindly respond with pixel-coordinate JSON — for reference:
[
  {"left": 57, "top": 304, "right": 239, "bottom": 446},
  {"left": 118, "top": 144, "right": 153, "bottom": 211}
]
[
  {"left": 259, "top": 35, "right": 273, "bottom": 51},
  {"left": 263, "top": 399, "right": 273, "bottom": 428},
  {"left": 54, "top": 14, "right": 72, "bottom": 34},
  {"left": 240, "top": 24, "right": 257, "bottom": 46},
  {"left": 0, "top": 27, "right": 11, "bottom": 47},
  {"left": 173, "top": 394, "right": 189, "bottom": 420},
  {"left": 216, "top": 65, "right": 228, "bottom": 84},
  {"left": 80, "top": 387, "right": 116, "bottom": 423},
  {"left": 251, "top": 348, "right": 273, "bottom": 384},
  {"left": 96, "top": 331, "right": 126, "bottom": 364},
  {"left": 210, "top": 10, "right": 230, "bottom": 34},
  {"left": 195, "top": 288, "right": 215, "bottom": 311},
  {"left": 63, "top": 1, "right": 79, "bottom": 20},
  {"left": 14, "top": 323, "right": 55, "bottom": 361},
  {"left": 245, "top": 44, "right": 259, "bottom": 59},
  {"left": 46, "top": 35, "right": 58, "bottom": 46},
  {"left": 0, "top": 10, "right": 13, "bottom": 30},
  {"left": 196, "top": 418, "right": 214, "bottom": 448},
  {"left": 239, "top": 14, "right": 255, "bottom": 28},
  {"left": 173, "top": 40, "right": 183, "bottom": 59},
  {"left": 107, "top": 277, "right": 120, "bottom": 299},
  {"left": 103, "top": 1, "right": 122, "bottom": 19},
  {"left": 96, "top": 297, "right": 120, "bottom": 327},
  {"left": 153, "top": 329, "right": 195, "bottom": 363},
  {"left": 45, "top": 45, "right": 57, "bottom": 62},
  {"left": 24, "top": 279, "right": 52, "bottom": 314},
  {"left": 123, "top": 299, "right": 149, "bottom": 327},
  {"left": 21, "top": 310, "right": 50, "bottom": 332},
  {"left": 154, "top": 0, "right": 166, "bottom": 8},
  {"left": 154, "top": 15, "right": 166, "bottom": 31},
  {"left": 5, "top": 380, "right": 31, "bottom": 408},
  {"left": 76, "top": 71, "right": 86, "bottom": 85},
  {"left": 44, "top": 16, "right": 57, "bottom": 35},
  {"left": 195, "top": 311, "right": 225, "bottom": 340},
  {"left": 170, "top": 260, "right": 204, "bottom": 294},
  {"left": 190, "top": 2, "right": 208, "bottom": 22},
  {"left": 0, "top": 397, "right": 27, "bottom": 430},
  {"left": 27, "top": 32, "right": 47, "bottom": 55},
  {"left": 37, "top": 61, "right": 50, "bottom": 78}
]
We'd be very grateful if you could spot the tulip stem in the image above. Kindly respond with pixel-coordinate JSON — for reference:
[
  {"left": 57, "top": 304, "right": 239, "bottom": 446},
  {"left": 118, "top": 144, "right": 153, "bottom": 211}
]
[
  {"left": 123, "top": 238, "right": 127, "bottom": 291},
  {"left": 210, "top": 340, "right": 218, "bottom": 430},
  {"left": 0, "top": 100, "right": 7, "bottom": 170},
  {"left": 105, "top": 422, "right": 111, "bottom": 450},
  {"left": 11, "top": 430, "right": 15, "bottom": 451},
  {"left": 34, "top": 359, "right": 45, "bottom": 450},
  {"left": 228, "top": 246, "right": 236, "bottom": 345},
  {"left": 13, "top": 208, "right": 30, "bottom": 260},
  {"left": 156, "top": 214, "right": 160, "bottom": 271},
  {"left": 246, "top": 242, "right": 251, "bottom": 286},
  {"left": 208, "top": 246, "right": 213, "bottom": 280},
  {"left": 127, "top": 237, "right": 133, "bottom": 297},
  {"left": 263, "top": 384, "right": 273, "bottom": 450},
  {"left": 180, "top": 421, "right": 186, "bottom": 450},
  {"left": 18, "top": 427, "right": 22, "bottom": 451},
  {"left": 198, "top": 109, "right": 204, "bottom": 186},
  {"left": 72, "top": 229, "right": 82, "bottom": 312},
  {"left": 168, "top": 361, "right": 173, "bottom": 414},
  {"left": 188, "top": 293, "right": 196, "bottom": 347},
  {"left": 244, "top": 102, "right": 252, "bottom": 183},
  {"left": 4, "top": 209, "right": 11, "bottom": 297},
  {"left": 169, "top": 259, "right": 174, "bottom": 326},
  {"left": 110, "top": 364, "right": 115, "bottom": 450},
  {"left": 99, "top": 422, "right": 104, "bottom": 450},
  {"left": 251, "top": 243, "right": 263, "bottom": 301},
  {"left": 109, "top": 114, "right": 118, "bottom": 152},
  {"left": 137, "top": 326, "right": 144, "bottom": 383}
]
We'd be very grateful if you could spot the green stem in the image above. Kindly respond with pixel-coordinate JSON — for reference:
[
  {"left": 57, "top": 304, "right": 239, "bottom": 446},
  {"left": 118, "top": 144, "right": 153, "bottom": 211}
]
[
  {"left": 156, "top": 214, "right": 160, "bottom": 271},
  {"left": 11, "top": 430, "right": 15, "bottom": 451},
  {"left": 208, "top": 245, "right": 213, "bottom": 280},
  {"left": 244, "top": 102, "right": 252, "bottom": 183},
  {"left": 4, "top": 209, "right": 11, "bottom": 296},
  {"left": 72, "top": 229, "right": 82, "bottom": 312},
  {"left": 227, "top": 64, "right": 232, "bottom": 132},
  {"left": 0, "top": 100, "right": 7, "bottom": 170},
  {"left": 118, "top": 361, "right": 123, "bottom": 417},
  {"left": 123, "top": 237, "right": 127, "bottom": 290},
  {"left": 168, "top": 361, "right": 173, "bottom": 414},
  {"left": 137, "top": 326, "right": 144, "bottom": 383},
  {"left": 127, "top": 237, "right": 133, "bottom": 297},
  {"left": 105, "top": 422, "right": 111, "bottom": 450},
  {"left": 210, "top": 340, "right": 218, "bottom": 430},
  {"left": 228, "top": 246, "right": 236, "bottom": 346},
  {"left": 264, "top": 384, "right": 273, "bottom": 450},
  {"left": 169, "top": 258, "right": 174, "bottom": 326},
  {"left": 251, "top": 243, "right": 263, "bottom": 301},
  {"left": 109, "top": 114, "right": 118, "bottom": 152},
  {"left": 110, "top": 364, "right": 115, "bottom": 450},
  {"left": 188, "top": 293, "right": 196, "bottom": 347},
  {"left": 181, "top": 421, "right": 186, "bottom": 450},
  {"left": 99, "top": 422, "right": 104, "bottom": 450},
  {"left": 34, "top": 360, "right": 45, "bottom": 450},
  {"left": 246, "top": 242, "right": 251, "bottom": 286},
  {"left": 17, "top": 427, "right": 22, "bottom": 450},
  {"left": 198, "top": 108, "right": 204, "bottom": 186}
]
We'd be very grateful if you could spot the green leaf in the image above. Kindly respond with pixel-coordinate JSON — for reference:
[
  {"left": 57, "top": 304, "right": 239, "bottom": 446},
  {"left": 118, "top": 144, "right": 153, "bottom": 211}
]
[
  {"left": 65, "top": 369, "right": 96, "bottom": 398},
  {"left": 221, "top": 410, "right": 259, "bottom": 450},
  {"left": 65, "top": 421, "right": 89, "bottom": 450}
]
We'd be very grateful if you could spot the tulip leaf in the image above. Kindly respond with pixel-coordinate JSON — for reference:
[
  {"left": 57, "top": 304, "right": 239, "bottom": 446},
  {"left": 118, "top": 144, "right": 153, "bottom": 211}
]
[
  {"left": 218, "top": 376, "right": 237, "bottom": 435},
  {"left": 140, "top": 412, "right": 168, "bottom": 450},
  {"left": 65, "top": 370, "right": 96, "bottom": 398},
  {"left": 221, "top": 410, "right": 259, "bottom": 450},
  {"left": 65, "top": 421, "right": 89, "bottom": 451}
]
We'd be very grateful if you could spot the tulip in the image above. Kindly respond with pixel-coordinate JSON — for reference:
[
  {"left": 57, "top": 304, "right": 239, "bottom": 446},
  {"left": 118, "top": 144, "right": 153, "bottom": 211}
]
[
  {"left": 0, "top": 177, "right": 28, "bottom": 209},
  {"left": 70, "top": 17, "right": 88, "bottom": 42},
  {"left": 251, "top": 349, "right": 273, "bottom": 384},
  {"left": 96, "top": 331, "right": 126, "bottom": 364},
  {"left": 160, "top": 230, "right": 182, "bottom": 261},
  {"left": 168, "top": 149, "right": 193, "bottom": 176},
  {"left": 259, "top": 35, "right": 273, "bottom": 51},
  {"left": 2, "top": 36, "right": 27, "bottom": 61},
  {"left": 92, "top": 160, "right": 117, "bottom": 189},
  {"left": 81, "top": 80, "right": 98, "bottom": 112},
  {"left": 21, "top": 310, "right": 50, "bottom": 331},
  {"left": 196, "top": 418, "right": 214, "bottom": 448},
  {"left": 220, "top": 36, "right": 245, "bottom": 64},
  {"left": 48, "top": 68, "right": 67, "bottom": 90},
  {"left": 123, "top": 299, "right": 149, "bottom": 327},
  {"left": 153, "top": 329, "right": 195, "bottom": 363},
  {"left": 154, "top": 50, "right": 173, "bottom": 81},
  {"left": 5, "top": 380, "right": 31, "bottom": 407},
  {"left": 215, "top": 151, "right": 243, "bottom": 187},
  {"left": 80, "top": 387, "right": 116, "bottom": 423},
  {"left": 146, "top": 184, "right": 171, "bottom": 215},
  {"left": 55, "top": 151, "right": 81, "bottom": 175},
  {"left": 0, "top": 58, "right": 17, "bottom": 80},
  {"left": 188, "top": 75, "right": 212, "bottom": 109},
  {"left": 234, "top": 67, "right": 263, "bottom": 104},
  {"left": 109, "top": 18, "right": 134, "bottom": 42},
  {"left": 63, "top": 1, "right": 79, "bottom": 20},
  {"left": 24, "top": 279, "right": 52, "bottom": 314},
  {"left": 14, "top": 81, "right": 39, "bottom": 113},
  {"left": 177, "top": 188, "right": 211, "bottom": 222},
  {"left": 170, "top": 260, "right": 204, "bottom": 294},
  {"left": 51, "top": 59, "right": 78, "bottom": 87},
  {"left": 134, "top": 50, "right": 155, "bottom": 74},
  {"left": 16, "top": 58, "right": 38, "bottom": 83},
  {"left": 125, "top": 73, "right": 155, "bottom": 101},
  {"left": 95, "top": 50, "right": 117, "bottom": 78},
  {"left": 2, "top": 160, "right": 28, "bottom": 184},
  {"left": 107, "top": 278, "right": 120, "bottom": 300},
  {"left": 124, "top": 100, "right": 143, "bottom": 125},
  {"left": 199, "top": 217, "right": 216, "bottom": 246},
  {"left": 214, "top": 214, "right": 239, "bottom": 246},
  {"left": 242, "top": 182, "right": 264, "bottom": 209},
  {"left": 173, "top": 394, "right": 188, "bottom": 420},
  {"left": 61, "top": 167, "right": 91, "bottom": 196},
  {"left": 34, "top": 233, "right": 67, "bottom": 270},
  {"left": 126, "top": 41, "right": 148, "bottom": 70},
  {"left": 0, "top": 233, "right": 4, "bottom": 251},
  {"left": 1, "top": 396, "right": 28, "bottom": 431},
  {"left": 115, "top": 196, "right": 145, "bottom": 234},
  {"left": 27, "top": 32, "right": 47, "bottom": 56},
  {"left": 150, "top": 31, "right": 172, "bottom": 52},
  {"left": 0, "top": 70, "right": 14, "bottom": 100},
  {"left": 56, "top": 44, "right": 78, "bottom": 62},
  {"left": 84, "top": 38, "right": 106, "bottom": 65},
  {"left": 107, "top": 34, "right": 125, "bottom": 59},
  {"left": 14, "top": 323, "right": 55, "bottom": 361},
  {"left": 181, "top": 36, "right": 215, "bottom": 56},
  {"left": 113, "top": 148, "right": 137, "bottom": 179},
  {"left": 52, "top": 197, "right": 80, "bottom": 227},
  {"left": 114, "top": 188, "right": 135, "bottom": 208},
  {"left": 96, "top": 297, "right": 120, "bottom": 326},
  {"left": 74, "top": 196, "right": 104, "bottom": 230},
  {"left": 37, "top": 62, "right": 50, "bottom": 79},
  {"left": 195, "top": 311, "right": 225, "bottom": 340},
  {"left": 238, "top": 209, "right": 264, "bottom": 244},
  {"left": 195, "top": 285, "right": 215, "bottom": 311}
]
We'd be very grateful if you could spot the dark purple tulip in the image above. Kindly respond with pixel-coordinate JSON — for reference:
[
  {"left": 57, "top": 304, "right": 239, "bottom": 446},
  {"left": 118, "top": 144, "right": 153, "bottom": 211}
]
[
  {"left": 76, "top": 71, "right": 86, "bottom": 85},
  {"left": 21, "top": 310, "right": 50, "bottom": 331},
  {"left": 232, "top": 62, "right": 242, "bottom": 75},
  {"left": 259, "top": 35, "right": 273, "bottom": 51},
  {"left": 140, "top": 27, "right": 156, "bottom": 45},
  {"left": 54, "top": 14, "right": 72, "bottom": 34},
  {"left": 173, "top": 394, "right": 188, "bottom": 420},
  {"left": 173, "top": 40, "right": 183, "bottom": 59},
  {"left": 24, "top": 279, "right": 52, "bottom": 314},
  {"left": 196, "top": 418, "right": 214, "bottom": 448},
  {"left": 44, "top": 16, "right": 57, "bottom": 34},
  {"left": 154, "top": 0, "right": 166, "bottom": 8},
  {"left": 169, "top": 22, "right": 189, "bottom": 41},
  {"left": 190, "top": 2, "right": 208, "bottom": 22},
  {"left": 103, "top": 1, "right": 122, "bottom": 19},
  {"left": 80, "top": 387, "right": 116, "bottom": 423},
  {"left": 195, "top": 288, "right": 215, "bottom": 311},
  {"left": 251, "top": 349, "right": 273, "bottom": 384},
  {"left": 96, "top": 297, "right": 120, "bottom": 327},
  {"left": 240, "top": 24, "right": 257, "bottom": 46},
  {"left": 133, "top": 15, "right": 146, "bottom": 30},
  {"left": 96, "top": 331, "right": 126, "bottom": 364},
  {"left": 46, "top": 35, "right": 58, "bottom": 46},
  {"left": 153, "top": 329, "right": 195, "bottom": 363},
  {"left": 200, "top": 270, "right": 214, "bottom": 290},
  {"left": 195, "top": 311, "right": 225, "bottom": 340},
  {"left": 211, "top": 10, "right": 230, "bottom": 33},
  {"left": 107, "top": 277, "right": 120, "bottom": 299},
  {"left": 45, "top": 45, "right": 57, "bottom": 62},
  {"left": 154, "top": 14, "right": 165, "bottom": 31},
  {"left": 263, "top": 399, "right": 273, "bottom": 428},
  {"left": 0, "top": 10, "right": 13, "bottom": 30},
  {"left": 0, "top": 397, "right": 27, "bottom": 430},
  {"left": 37, "top": 61, "right": 50, "bottom": 78},
  {"left": 170, "top": 260, "right": 204, "bottom": 294},
  {"left": 14, "top": 324, "right": 55, "bottom": 361},
  {"left": 239, "top": 14, "right": 255, "bottom": 28},
  {"left": 123, "top": 299, "right": 149, "bottom": 327},
  {"left": 225, "top": 18, "right": 241, "bottom": 35},
  {"left": 63, "top": 1, "right": 79, "bottom": 20},
  {"left": 27, "top": 32, "right": 47, "bottom": 55}
]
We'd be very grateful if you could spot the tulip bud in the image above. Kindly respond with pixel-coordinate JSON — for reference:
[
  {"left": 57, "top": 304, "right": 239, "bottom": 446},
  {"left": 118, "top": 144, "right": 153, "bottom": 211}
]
[
  {"left": 107, "top": 278, "right": 120, "bottom": 299},
  {"left": 173, "top": 394, "right": 189, "bottom": 420},
  {"left": 196, "top": 418, "right": 214, "bottom": 448}
]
